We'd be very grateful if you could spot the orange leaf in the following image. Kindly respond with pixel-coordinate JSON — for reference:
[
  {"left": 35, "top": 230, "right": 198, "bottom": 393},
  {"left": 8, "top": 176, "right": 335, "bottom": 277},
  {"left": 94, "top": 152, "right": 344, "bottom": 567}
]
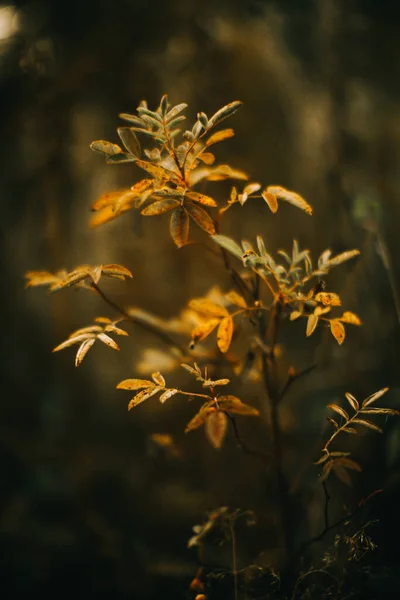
[
  {"left": 306, "top": 314, "right": 319, "bottom": 337},
  {"left": 185, "top": 202, "right": 216, "bottom": 234},
  {"left": 266, "top": 185, "right": 312, "bottom": 215},
  {"left": 205, "top": 128, "right": 235, "bottom": 147},
  {"left": 330, "top": 320, "right": 345, "bottom": 345},
  {"left": 191, "top": 318, "right": 221, "bottom": 342},
  {"left": 141, "top": 198, "right": 180, "bottom": 216},
  {"left": 339, "top": 311, "right": 361, "bottom": 325},
  {"left": 261, "top": 189, "right": 278, "bottom": 213},
  {"left": 170, "top": 208, "right": 189, "bottom": 248},
  {"left": 217, "top": 316, "right": 234, "bottom": 353},
  {"left": 185, "top": 191, "right": 217, "bottom": 207},
  {"left": 205, "top": 411, "right": 228, "bottom": 449}
]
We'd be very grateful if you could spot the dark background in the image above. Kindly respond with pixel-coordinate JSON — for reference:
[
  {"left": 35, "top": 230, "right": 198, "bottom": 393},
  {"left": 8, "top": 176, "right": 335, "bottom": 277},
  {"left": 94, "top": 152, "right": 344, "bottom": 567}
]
[{"left": 1, "top": 0, "right": 400, "bottom": 598}]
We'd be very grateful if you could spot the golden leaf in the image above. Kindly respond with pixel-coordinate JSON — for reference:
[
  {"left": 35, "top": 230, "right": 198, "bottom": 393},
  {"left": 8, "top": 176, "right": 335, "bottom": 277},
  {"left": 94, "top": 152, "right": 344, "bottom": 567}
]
[
  {"left": 345, "top": 392, "right": 359, "bottom": 411},
  {"left": 328, "top": 404, "right": 349, "bottom": 420},
  {"left": 340, "top": 311, "right": 361, "bottom": 325},
  {"left": 152, "top": 371, "right": 166, "bottom": 386},
  {"left": 314, "top": 306, "right": 331, "bottom": 316},
  {"left": 135, "top": 159, "right": 183, "bottom": 184},
  {"left": 101, "top": 264, "right": 133, "bottom": 279},
  {"left": 201, "top": 165, "right": 248, "bottom": 182},
  {"left": 198, "top": 152, "right": 215, "bottom": 165},
  {"left": 266, "top": 185, "right": 312, "bottom": 215},
  {"left": 188, "top": 298, "right": 229, "bottom": 318},
  {"left": 91, "top": 189, "right": 138, "bottom": 212},
  {"left": 330, "top": 320, "right": 345, "bottom": 345},
  {"left": 117, "top": 379, "right": 155, "bottom": 390},
  {"left": 216, "top": 317, "right": 234, "bottom": 353},
  {"left": 217, "top": 395, "right": 259, "bottom": 416},
  {"left": 170, "top": 208, "right": 189, "bottom": 248},
  {"left": 53, "top": 333, "right": 97, "bottom": 352},
  {"left": 290, "top": 310, "right": 302, "bottom": 321},
  {"left": 185, "top": 202, "right": 216, "bottom": 235},
  {"left": 205, "top": 128, "right": 235, "bottom": 147},
  {"left": 191, "top": 318, "right": 221, "bottom": 343},
  {"left": 75, "top": 338, "right": 96, "bottom": 367},
  {"left": 185, "top": 191, "right": 217, "bottom": 207},
  {"left": 306, "top": 314, "right": 319, "bottom": 336},
  {"left": 104, "top": 325, "right": 129, "bottom": 336},
  {"left": 205, "top": 411, "right": 228, "bottom": 449},
  {"left": 352, "top": 419, "right": 383, "bottom": 433},
  {"left": 225, "top": 290, "right": 247, "bottom": 308},
  {"left": 159, "top": 389, "right": 179, "bottom": 404},
  {"left": 25, "top": 269, "right": 68, "bottom": 288},
  {"left": 327, "top": 249, "right": 360, "bottom": 267},
  {"left": 185, "top": 402, "right": 216, "bottom": 433},
  {"left": 362, "top": 387, "right": 389, "bottom": 408},
  {"left": 315, "top": 292, "right": 341, "bottom": 306},
  {"left": 141, "top": 198, "right": 180, "bottom": 216},
  {"left": 97, "top": 333, "right": 120, "bottom": 350},
  {"left": 261, "top": 188, "right": 278, "bottom": 213},
  {"left": 128, "top": 387, "right": 162, "bottom": 410}
]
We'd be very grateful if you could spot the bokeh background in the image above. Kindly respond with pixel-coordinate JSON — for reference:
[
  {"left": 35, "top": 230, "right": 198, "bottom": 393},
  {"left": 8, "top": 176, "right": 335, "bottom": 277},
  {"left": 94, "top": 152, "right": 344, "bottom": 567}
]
[{"left": 2, "top": 0, "right": 400, "bottom": 598}]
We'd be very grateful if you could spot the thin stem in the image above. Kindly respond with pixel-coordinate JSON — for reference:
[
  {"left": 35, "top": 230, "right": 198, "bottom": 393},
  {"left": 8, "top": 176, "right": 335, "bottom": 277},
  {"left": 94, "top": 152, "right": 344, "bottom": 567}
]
[
  {"left": 229, "top": 517, "right": 239, "bottom": 600},
  {"left": 226, "top": 413, "right": 271, "bottom": 461},
  {"left": 278, "top": 364, "right": 317, "bottom": 404},
  {"left": 91, "top": 282, "right": 186, "bottom": 354}
]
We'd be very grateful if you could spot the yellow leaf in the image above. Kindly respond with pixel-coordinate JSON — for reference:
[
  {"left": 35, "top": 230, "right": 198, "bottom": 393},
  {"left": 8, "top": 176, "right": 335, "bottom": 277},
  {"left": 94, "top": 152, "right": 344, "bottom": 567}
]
[
  {"left": 185, "top": 202, "right": 216, "bottom": 234},
  {"left": 290, "top": 310, "right": 302, "bottom": 321},
  {"left": 267, "top": 185, "right": 312, "bottom": 215},
  {"left": 185, "top": 191, "right": 217, "bottom": 207},
  {"left": 152, "top": 371, "right": 166, "bottom": 386},
  {"left": 217, "top": 395, "right": 260, "bottom": 416},
  {"left": 328, "top": 403, "right": 349, "bottom": 420},
  {"left": 340, "top": 311, "right": 361, "bottom": 325},
  {"left": 205, "top": 128, "right": 235, "bottom": 147},
  {"left": 330, "top": 320, "right": 345, "bottom": 344},
  {"left": 170, "top": 208, "right": 189, "bottom": 248},
  {"left": 75, "top": 338, "right": 96, "bottom": 367},
  {"left": 327, "top": 249, "right": 360, "bottom": 267},
  {"left": 191, "top": 318, "right": 221, "bottom": 342},
  {"left": 189, "top": 298, "right": 228, "bottom": 317},
  {"left": 97, "top": 333, "right": 120, "bottom": 350},
  {"left": 205, "top": 411, "right": 228, "bottom": 449},
  {"left": 198, "top": 152, "right": 215, "bottom": 165},
  {"left": 217, "top": 316, "right": 234, "bottom": 353},
  {"left": 306, "top": 314, "right": 319, "bottom": 336},
  {"left": 25, "top": 269, "right": 67, "bottom": 288},
  {"left": 128, "top": 387, "right": 162, "bottom": 410},
  {"left": 185, "top": 402, "right": 216, "bottom": 433},
  {"left": 261, "top": 188, "right": 278, "bottom": 213},
  {"left": 225, "top": 290, "right": 247, "bottom": 308},
  {"left": 91, "top": 189, "right": 137, "bottom": 212},
  {"left": 159, "top": 389, "right": 179, "bottom": 404},
  {"left": 135, "top": 159, "right": 183, "bottom": 184},
  {"left": 117, "top": 379, "right": 155, "bottom": 390},
  {"left": 102, "top": 264, "right": 133, "bottom": 279},
  {"left": 141, "top": 198, "right": 180, "bottom": 216},
  {"left": 89, "top": 205, "right": 131, "bottom": 228},
  {"left": 315, "top": 292, "right": 341, "bottom": 306}
]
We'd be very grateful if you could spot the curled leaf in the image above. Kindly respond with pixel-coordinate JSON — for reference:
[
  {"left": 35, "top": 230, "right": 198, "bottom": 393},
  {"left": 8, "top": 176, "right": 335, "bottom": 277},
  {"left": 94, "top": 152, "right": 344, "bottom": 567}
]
[
  {"left": 117, "top": 379, "right": 154, "bottom": 390},
  {"left": 328, "top": 404, "right": 350, "bottom": 420},
  {"left": 205, "top": 128, "right": 235, "bottom": 147},
  {"left": 261, "top": 189, "right": 278, "bottom": 213}
]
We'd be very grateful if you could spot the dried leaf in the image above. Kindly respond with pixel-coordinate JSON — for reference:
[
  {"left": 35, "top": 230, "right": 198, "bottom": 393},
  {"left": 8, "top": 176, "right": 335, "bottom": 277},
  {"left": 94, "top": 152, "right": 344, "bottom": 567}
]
[
  {"left": 198, "top": 152, "right": 215, "bottom": 165},
  {"left": 266, "top": 186, "right": 312, "bottom": 215},
  {"left": 102, "top": 264, "right": 133, "bottom": 279},
  {"left": 135, "top": 159, "right": 183, "bottom": 184},
  {"left": 205, "top": 411, "right": 228, "bottom": 449},
  {"left": 185, "top": 191, "right": 217, "bottom": 207},
  {"left": 315, "top": 292, "right": 341, "bottom": 306},
  {"left": 166, "top": 103, "right": 188, "bottom": 121},
  {"left": 306, "top": 314, "right": 319, "bottom": 336},
  {"left": 152, "top": 372, "right": 166, "bottom": 386},
  {"left": 97, "top": 333, "right": 120, "bottom": 350},
  {"left": 191, "top": 318, "right": 221, "bottom": 343},
  {"left": 159, "top": 389, "right": 179, "bottom": 404},
  {"left": 53, "top": 333, "right": 97, "bottom": 352},
  {"left": 362, "top": 387, "right": 389, "bottom": 408},
  {"left": 185, "top": 402, "right": 215, "bottom": 432},
  {"left": 328, "top": 404, "right": 350, "bottom": 420},
  {"left": 330, "top": 320, "right": 346, "bottom": 345},
  {"left": 185, "top": 202, "right": 216, "bottom": 235},
  {"left": 188, "top": 298, "right": 228, "bottom": 317},
  {"left": 205, "top": 128, "right": 235, "bottom": 147},
  {"left": 117, "top": 379, "right": 155, "bottom": 390},
  {"left": 320, "top": 460, "right": 334, "bottom": 481},
  {"left": 141, "top": 198, "right": 180, "bottom": 216},
  {"left": 90, "top": 140, "right": 122, "bottom": 156},
  {"left": 345, "top": 392, "right": 359, "bottom": 411},
  {"left": 225, "top": 290, "right": 247, "bottom": 309},
  {"left": 342, "top": 426, "right": 358, "bottom": 435},
  {"left": 217, "top": 316, "right": 234, "bottom": 353},
  {"left": 261, "top": 189, "right": 279, "bottom": 213},
  {"left": 128, "top": 387, "right": 162, "bottom": 410},
  {"left": 217, "top": 395, "right": 260, "bottom": 416},
  {"left": 340, "top": 311, "right": 362, "bottom": 325},
  {"left": 339, "top": 458, "right": 362, "bottom": 471},
  {"left": 75, "top": 338, "right": 96, "bottom": 367},
  {"left": 352, "top": 419, "right": 383, "bottom": 433},
  {"left": 170, "top": 208, "right": 189, "bottom": 248}
]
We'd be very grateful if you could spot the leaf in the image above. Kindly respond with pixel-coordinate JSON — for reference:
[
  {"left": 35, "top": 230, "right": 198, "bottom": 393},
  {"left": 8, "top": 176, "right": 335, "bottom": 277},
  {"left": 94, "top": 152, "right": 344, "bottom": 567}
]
[
  {"left": 189, "top": 298, "right": 228, "bottom": 318},
  {"left": 75, "top": 338, "right": 96, "bottom": 367},
  {"left": 345, "top": 392, "right": 359, "bottom": 411},
  {"left": 128, "top": 387, "right": 162, "bottom": 410},
  {"left": 266, "top": 186, "right": 312, "bottom": 215},
  {"left": 97, "top": 333, "right": 120, "bottom": 350},
  {"left": 105, "top": 325, "right": 129, "bottom": 336},
  {"left": 362, "top": 387, "right": 389, "bottom": 408},
  {"left": 185, "top": 202, "right": 216, "bottom": 234},
  {"left": 191, "top": 318, "right": 221, "bottom": 343},
  {"left": 185, "top": 191, "right": 217, "bottom": 207},
  {"left": 117, "top": 378, "right": 155, "bottom": 390},
  {"left": 342, "top": 426, "right": 358, "bottom": 435},
  {"left": 327, "top": 250, "right": 360, "bottom": 267},
  {"left": 91, "top": 189, "right": 137, "bottom": 212},
  {"left": 135, "top": 159, "right": 183, "bottom": 184},
  {"left": 119, "top": 113, "right": 146, "bottom": 127},
  {"left": 25, "top": 269, "right": 67, "bottom": 288},
  {"left": 205, "top": 128, "right": 235, "bottom": 147},
  {"left": 332, "top": 463, "right": 352, "bottom": 486},
  {"left": 208, "top": 101, "right": 243, "bottom": 127},
  {"left": 89, "top": 205, "right": 130, "bottom": 228},
  {"left": 360, "top": 408, "right": 400, "bottom": 415},
  {"left": 315, "top": 292, "right": 341, "bottom": 306},
  {"left": 102, "top": 264, "right": 133, "bottom": 279},
  {"left": 290, "top": 310, "right": 302, "bottom": 321},
  {"left": 320, "top": 460, "right": 334, "bottom": 482},
  {"left": 152, "top": 372, "right": 166, "bottom": 386},
  {"left": 261, "top": 189, "right": 279, "bottom": 213},
  {"left": 217, "top": 316, "right": 234, "bottom": 353},
  {"left": 166, "top": 103, "right": 188, "bottom": 121},
  {"left": 217, "top": 395, "right": 260, "bottom": 416},
  {"left": 185, "top": 402, "right": 215, "bottom": 432},
  {"left": 339, "top": 458, "right": 362, "bottom": 471},
  {"left": 340, "top": 311, "right": 362, "bottom": 325},
  {"left": 225, "top": 290, "right": 247, "bottom": 309},
  {"left": 159, "top": 389, "right": 179, "bottom": 404},
  {"left": 205, "top": 411, "right": 228, "bottom": 449},
  {"left": 328, "top": 404, "right": 350, "bottom": 420},
  {"left": 90, "top": 140, "right": 123, "bottom": 156},
  {"left": 106, "top": 153, "right": 137, "bottom": 164},
  {"left": 198, "top": 152, "right": 215, "bottom": 165},
  {"left": 211, "top": 234, "right": 243, "bottom": 259},
  {"left": 141, "top": 198, "right": 180, "bottom": 216},
  {"left": 352, "top": 419, "right": 383, "bottom": 433},
  {"left": 53, "top": 333, "right": 97, "bottom": 352},
  {"left": 306, "top": 314, "right": 319, "bottom": 336},
  {"left": 117, "top": 127, "right": 141, "bottom": 156},
  {"left": 201, "top": 164, "right": 248, "bottom": 182},
  {"left": 330, "top": 320, "right": 345, "bottom": 345},
  {"left": 170, "top": 208, "right": 189, "bottom": 248}
]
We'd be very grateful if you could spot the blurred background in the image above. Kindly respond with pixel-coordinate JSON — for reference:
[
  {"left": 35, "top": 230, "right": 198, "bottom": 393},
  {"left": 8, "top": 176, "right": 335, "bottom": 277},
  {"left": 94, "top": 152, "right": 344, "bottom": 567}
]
[{"left": 2, "top": 0, "right": 400, "bottom": 598}]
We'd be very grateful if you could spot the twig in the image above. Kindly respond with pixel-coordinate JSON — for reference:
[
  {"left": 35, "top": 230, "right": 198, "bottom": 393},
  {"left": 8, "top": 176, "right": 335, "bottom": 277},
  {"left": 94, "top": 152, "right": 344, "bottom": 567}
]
[
  {"left": 226, "top": 413, "right": 271, "bottom": 462},
  {"left": 278, "top": 364, "right": 317, "bottom": 404}
]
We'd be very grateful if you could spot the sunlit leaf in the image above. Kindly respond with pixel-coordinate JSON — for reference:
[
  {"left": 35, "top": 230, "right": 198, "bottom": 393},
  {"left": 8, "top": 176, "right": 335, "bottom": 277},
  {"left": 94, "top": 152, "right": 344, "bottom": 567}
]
[
  {"left": 205, "top": 128, "right": 235, "bottom": 147},
  {"left": 362, "top": 387, "right": 389, "bottom": 408},
  {"left": 159, "top": 389, "right": 179, "bottom": 404},
  {"left": 128, "top": 386, "right": 162, "bottom": 410},
  {"left": 185, "top": 202, "right": 216, "bottom": 234},
  {"left": 342, "top": 426, "right": 358, "bottom": 435},
  {"left": 117, "top": 378, "right": 155, "bottom": 390},
  {"left": 97, "top": 333, "right": 120, "bottom": 350},
  {"left": 217, "top": 395, "right": 259, "bottom": 416},
  {"left": 90, "top": 140, "right": 123, "bottom": 156},
  {"left": 117, "top": 127, "right": 141, "bottom": 156},
  {"left": 166, "top": 103, "right": 188, "bottom": 122},
  {"left": 152, "top": 372, "right": 166, "bottom": 386},
  {"left": 306, "top": 314, "right": 319, "bottom": 336},
  {"left": 25, "top": 269, "right": 68, "bottom": 288},
  {"left": 135, "top": 159, "right": 183, "bottom": 184},
  {"left": 315, "top": 292, "right": 341, "bottom": 306},
  {"left": 339, "top": 311, "right": 362, "bottom": 326},
  {"left": 141, "top": 198, "right": 180, "bottom": 216},
  {"left": 261, "top": 188, "right": 278, "bottom": 213},
  {"left": 185, "top": 191, "right": 217, "bottom": 207},
  {"left": 205, "top": 411, "right": 228, "bottom": 449},
  {"left": 266, "top": 186, "right": 312, "bottom": 215},
  {"left": 352, "top": 419, "right": 383, "bottom": 433},
  {"left": 290, "top": 310, "right": 302, "bottom": 321},
  {"left": 217, "top": 316, "right": 234, "bottom": 353},
  {"left": 75, "top": 338, "right": 96, "bottom": 367},
  {"left": 53, "top": 333, "right": 97, "bottom": 352},
  {"left": 345, "top": 392, "right": 359, "bottom": 411},
  {"left": 191, "top": 318, "right": 221, "bottom": 343},
  {"left": 328, "top": 404, "right": 349, "bottom": 420},
  {"left": 189, "top": 298, "right": 228, "bottom": 318},
  {"left": 330, "top": 320, "right": 345, "bottom": 345},
  {"left": 198, "top": 152, "right": 215, "bottom": 165},
  {"left": 225, "top": 290, "right": 247, "bottom": 308},
  {"left": 170, "top": 208, "right": 189, "bottom": 248},
  {"left": 185, "top": 402, "right": 215, "bottom": 432},
  {"left": 327, "top": 249, "right": 360, "bottom": 267},
  {"left": 102, "top": 264, "right": 133, "bottom": 279}
]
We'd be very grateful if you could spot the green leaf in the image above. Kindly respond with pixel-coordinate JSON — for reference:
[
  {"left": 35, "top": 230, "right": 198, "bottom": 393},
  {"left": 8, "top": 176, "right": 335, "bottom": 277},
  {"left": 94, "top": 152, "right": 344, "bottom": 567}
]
[{"left": 211, "top": 234, "right": 243, "bottom": 259}]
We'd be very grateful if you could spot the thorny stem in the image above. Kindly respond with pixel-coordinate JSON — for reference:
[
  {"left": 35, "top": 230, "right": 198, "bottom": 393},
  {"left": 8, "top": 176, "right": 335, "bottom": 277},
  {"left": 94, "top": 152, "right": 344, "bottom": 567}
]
[{"left": 91, "top": 282, "right": 186, "bottom": 354}]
